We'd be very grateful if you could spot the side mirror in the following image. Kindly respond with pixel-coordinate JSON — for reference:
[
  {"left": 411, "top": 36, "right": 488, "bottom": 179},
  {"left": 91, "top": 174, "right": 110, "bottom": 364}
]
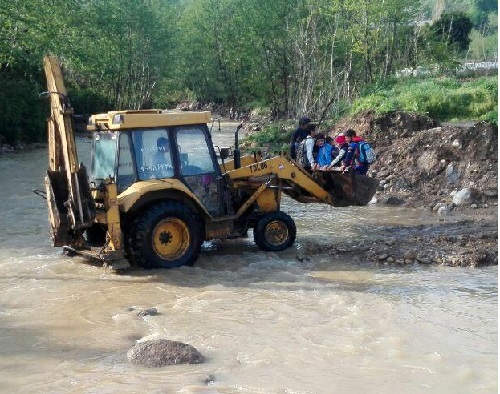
[{"left": 219, "top": 147, "right": 232, "bottom": 160}]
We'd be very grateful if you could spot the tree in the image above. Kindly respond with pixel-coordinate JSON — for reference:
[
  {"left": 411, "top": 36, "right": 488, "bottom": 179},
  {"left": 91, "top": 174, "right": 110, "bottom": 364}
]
[{"left": 429, "top": 11, "right": 474, "bottom": 51}]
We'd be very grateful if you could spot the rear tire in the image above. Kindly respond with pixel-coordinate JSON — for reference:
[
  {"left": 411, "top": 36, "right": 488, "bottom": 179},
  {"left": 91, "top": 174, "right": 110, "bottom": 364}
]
[
  {"left": 129, "top": 201, "right": 202, "bottom": 269},
  {"left": 254, "top": 211, "right": 296, "bottom": 252}
]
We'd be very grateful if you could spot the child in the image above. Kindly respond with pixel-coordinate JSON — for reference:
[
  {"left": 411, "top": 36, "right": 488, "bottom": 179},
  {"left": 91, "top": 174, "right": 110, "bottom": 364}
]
[
  {"left": 315, "top": 133, "right": 332, "bottom": 169},
  {"left": 326, "top": 136, "right": 338, "bottom": 161},
  {"left": 344, "top": 129, "right": 369, "bottom": 175},
  {"left": 328, "top": 134, "right": 348, "bottom": 168}
]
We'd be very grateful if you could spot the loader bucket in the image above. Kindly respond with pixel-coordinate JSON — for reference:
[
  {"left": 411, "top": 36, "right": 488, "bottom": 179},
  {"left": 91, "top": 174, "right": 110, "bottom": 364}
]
[{"left": 313, "top": 171, "right": 379, "bottom": 207}]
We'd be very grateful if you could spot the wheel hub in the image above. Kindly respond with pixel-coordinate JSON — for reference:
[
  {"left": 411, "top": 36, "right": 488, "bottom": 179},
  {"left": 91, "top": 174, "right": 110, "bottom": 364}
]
[
  {"left": 159, "top": 231, "right": 173, "bottom": 245},
  {"left": 265, "top": 220, "right": 288, "bottom": 246},
  {"left": 152, "top": 218, "right": 190, "bottom": 260}
]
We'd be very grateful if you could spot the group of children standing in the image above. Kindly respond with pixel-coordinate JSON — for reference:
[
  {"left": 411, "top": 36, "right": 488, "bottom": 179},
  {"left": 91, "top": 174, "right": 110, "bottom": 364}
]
[{"left": 290, "top": 117, "right": 372, "bottom": 176}]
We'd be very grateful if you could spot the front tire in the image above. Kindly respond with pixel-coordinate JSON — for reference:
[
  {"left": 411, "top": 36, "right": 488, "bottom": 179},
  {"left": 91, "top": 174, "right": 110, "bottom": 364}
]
[
  {"left": 129, "top": 201, "right": 202, "bottom": 269},
  {"left": 254, "top": 211, "right": 296, "bottom": 252}
]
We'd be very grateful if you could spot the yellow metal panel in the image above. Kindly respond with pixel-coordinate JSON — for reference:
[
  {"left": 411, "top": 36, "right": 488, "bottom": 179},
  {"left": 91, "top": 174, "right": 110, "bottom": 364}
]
[
  {"left": 226, "top": 156, "right": 333, "bottom": 205},
  {"left": 220, "top": 154, "right": 257, "bottom": 172},
  {"left": 118, "top": 178, "right": 210, "bottom": 217},
  {"left": 104, "top": 183, "right": 123, "bottom": 252},
  {"left": 88, "top": 110, "right": 212, "bottom": 131},
  {"left": 47, "top": 118, "right": 58, "bottom": 172},
  {"left": 256, "top": 189, "right": 279, "bottom": 212}
]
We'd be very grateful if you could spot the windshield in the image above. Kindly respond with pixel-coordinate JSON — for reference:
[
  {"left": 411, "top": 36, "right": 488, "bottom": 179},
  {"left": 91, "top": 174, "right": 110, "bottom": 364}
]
[
  {"left": 132, "top": 128, "right": 174, "bottom": 180},
  {"left": 91, "top": 132, "right": 117, "bottom": 180},
  {"left": 94, "top": 126, "right": 218, "bottom": 189}
]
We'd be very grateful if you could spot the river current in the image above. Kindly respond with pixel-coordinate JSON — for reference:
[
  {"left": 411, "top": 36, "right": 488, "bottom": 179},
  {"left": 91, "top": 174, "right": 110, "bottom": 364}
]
[{"left": 0, "top": 125, "right": 497, "bottom": 393}]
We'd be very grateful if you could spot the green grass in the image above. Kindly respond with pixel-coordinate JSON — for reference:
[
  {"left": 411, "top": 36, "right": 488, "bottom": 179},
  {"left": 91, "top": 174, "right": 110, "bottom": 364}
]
[
  {"left": 243, "top": 121, "right": 293, "bottom": 153},
  {"left": 350, "top": 76, "right": 498, "bottom": 124},
  {"left": 245, "top": 75, "right": 498, "bottom": 151}
]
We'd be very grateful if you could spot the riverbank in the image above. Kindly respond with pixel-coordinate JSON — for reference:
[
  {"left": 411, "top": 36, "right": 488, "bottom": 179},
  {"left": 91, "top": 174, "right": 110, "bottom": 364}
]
[
  {"left": 333, "top": 113, "right": 497, "bottom": 267},
  {"left": 242, "top": 111, "right": 498, "bottom": 268},
  {"left": 2, "top": 113, "right": 497, "bottom": 268},
  {"left": 312, "top": 210, "right": 498, "bottom": 268}
]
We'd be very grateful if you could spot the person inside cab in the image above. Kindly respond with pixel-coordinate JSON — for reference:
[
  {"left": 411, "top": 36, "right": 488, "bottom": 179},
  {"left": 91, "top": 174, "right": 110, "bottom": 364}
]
[{"left": 153, "top": 136, "right": 174, "bottom": 178}]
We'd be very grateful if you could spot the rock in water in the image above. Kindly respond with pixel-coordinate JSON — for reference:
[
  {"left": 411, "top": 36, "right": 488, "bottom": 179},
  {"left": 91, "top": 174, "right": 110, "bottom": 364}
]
[{"left": 127, "top": 339, "right": 204, "bottom": 367}]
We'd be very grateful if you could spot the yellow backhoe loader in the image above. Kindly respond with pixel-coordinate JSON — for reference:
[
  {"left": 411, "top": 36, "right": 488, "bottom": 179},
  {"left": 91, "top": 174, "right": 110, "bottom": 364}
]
[{"left": 41, "top": 56, "right": 378, "bottom": 270}]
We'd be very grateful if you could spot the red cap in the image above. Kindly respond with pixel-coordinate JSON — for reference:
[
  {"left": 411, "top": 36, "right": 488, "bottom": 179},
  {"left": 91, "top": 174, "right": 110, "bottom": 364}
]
[{"left": 335, "top": 135, "right": 346, "bottom": 144}]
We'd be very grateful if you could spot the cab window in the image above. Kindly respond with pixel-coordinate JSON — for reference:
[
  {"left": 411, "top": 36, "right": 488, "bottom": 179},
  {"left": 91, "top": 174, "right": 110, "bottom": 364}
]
[
  {"left": 176, "top": 126, "right": 218, "bottom": 176},
  {"left": 91, "top": 132, "right": 117, "bottom": 180},
  {"left": 116, "top": 133, "right": 135, "bottom": 192}
]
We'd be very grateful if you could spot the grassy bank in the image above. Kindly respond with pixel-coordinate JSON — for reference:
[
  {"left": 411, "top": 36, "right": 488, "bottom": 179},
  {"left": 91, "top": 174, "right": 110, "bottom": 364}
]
[
  {"left": 244, "top": 75, "right": 498, "bottom": 152},
  {"left": 351, "top": 75, "right": 497, "bottom": 124}
]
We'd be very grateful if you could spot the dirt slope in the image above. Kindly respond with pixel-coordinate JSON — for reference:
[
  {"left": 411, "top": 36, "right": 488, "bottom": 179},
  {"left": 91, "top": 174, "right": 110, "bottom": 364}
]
[
  {"left": 318, "top": 111, "right": 498, "bottom": 267},
  {"left": 336, "top": 111, "right": 498, "bottom": 209}
]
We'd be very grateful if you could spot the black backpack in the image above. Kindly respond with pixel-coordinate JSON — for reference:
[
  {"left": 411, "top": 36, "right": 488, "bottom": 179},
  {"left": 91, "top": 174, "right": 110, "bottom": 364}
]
[{"left": 295, "top": 138, "right": 310, "bottom": 168}]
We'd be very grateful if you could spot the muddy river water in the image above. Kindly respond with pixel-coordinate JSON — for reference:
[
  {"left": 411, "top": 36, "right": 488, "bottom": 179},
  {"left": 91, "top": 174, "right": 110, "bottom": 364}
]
[{"left": 0, "top": 124, "right": 497, "bottom": 393}]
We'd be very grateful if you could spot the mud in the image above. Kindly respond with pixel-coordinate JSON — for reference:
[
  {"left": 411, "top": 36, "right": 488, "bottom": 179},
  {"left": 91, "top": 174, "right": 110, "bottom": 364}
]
[
  {"left": 326, "top": 111, "right": 498, "bottom": 267},
  {"left": 324, "top": 215, "right": 497, "bottom": 268}
]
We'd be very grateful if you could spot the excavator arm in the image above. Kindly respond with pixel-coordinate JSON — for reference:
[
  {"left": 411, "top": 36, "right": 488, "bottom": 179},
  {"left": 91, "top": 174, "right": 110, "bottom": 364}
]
[
  {"left": 43, "top": 56, "right": 95, "bottom": 246},
  {"left": 224, "top": 153, "right": 379, "bottom": 214},
  {"left": 224, "top": 154, "right": 333, "bottom": 216}
]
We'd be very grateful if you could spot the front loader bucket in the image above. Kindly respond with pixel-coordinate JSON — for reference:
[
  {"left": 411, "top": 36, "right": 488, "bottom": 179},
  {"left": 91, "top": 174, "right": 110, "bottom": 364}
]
[{"left": 313, "top": 171, "right": 379, "bottom": 207}]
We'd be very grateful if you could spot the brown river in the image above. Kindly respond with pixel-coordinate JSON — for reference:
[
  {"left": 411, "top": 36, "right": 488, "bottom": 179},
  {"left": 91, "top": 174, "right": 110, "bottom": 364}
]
[{"left": 0, "top": 124, "right": 497, "bottom": 393}]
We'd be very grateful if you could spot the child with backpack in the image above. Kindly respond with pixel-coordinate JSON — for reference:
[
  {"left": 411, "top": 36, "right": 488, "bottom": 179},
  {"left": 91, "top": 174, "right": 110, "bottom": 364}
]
[
  {"left": 295, "top": 126, "right": 318, "bottom": 171},
  {"left": 343, "top": 129, "right": 376, "bottom": 175}
]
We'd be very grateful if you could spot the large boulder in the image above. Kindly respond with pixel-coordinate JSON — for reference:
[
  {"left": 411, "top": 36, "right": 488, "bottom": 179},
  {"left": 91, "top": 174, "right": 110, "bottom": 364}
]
[{"left": 127, "top": 339, "right": 204, "bottom": 367}]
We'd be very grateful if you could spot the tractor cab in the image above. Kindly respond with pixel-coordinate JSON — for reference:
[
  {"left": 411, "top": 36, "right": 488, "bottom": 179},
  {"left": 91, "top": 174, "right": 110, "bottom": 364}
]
[{"left": 88, "top": 110, "right": 225, "bottom": 215}]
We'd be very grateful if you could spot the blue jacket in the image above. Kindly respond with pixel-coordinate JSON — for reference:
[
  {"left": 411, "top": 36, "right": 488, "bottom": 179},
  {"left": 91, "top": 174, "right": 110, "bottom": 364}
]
[
  {"left": 344, "top": 142, "right": 358, "bottom": 167},
  {"left": 316, "top": 143, "right": 332, "bottom": 167}
]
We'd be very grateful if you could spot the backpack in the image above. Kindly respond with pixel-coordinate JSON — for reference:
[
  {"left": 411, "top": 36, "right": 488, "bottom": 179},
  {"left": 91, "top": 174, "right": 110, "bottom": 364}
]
[
  {"left": 358, "top": 141, "right": 376, "bottom": 164},
  {"left": 295, "top": 138, "right": 310, "bottom": 168}
]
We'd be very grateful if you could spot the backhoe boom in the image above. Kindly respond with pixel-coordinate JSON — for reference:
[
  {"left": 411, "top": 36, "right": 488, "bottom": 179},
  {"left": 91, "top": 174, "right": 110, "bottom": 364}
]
[{"left": 43, "top": 56, "right": 95, "bottom": 246}]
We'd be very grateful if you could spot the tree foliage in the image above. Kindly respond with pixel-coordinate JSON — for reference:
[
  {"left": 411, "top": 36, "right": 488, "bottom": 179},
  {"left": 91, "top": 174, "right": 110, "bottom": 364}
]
[
  {"left": 0, "top": 0, "right": 497, "bottom": 144},
  {"left": 428, "top": 11, "right": 474, "bottom": 50}
]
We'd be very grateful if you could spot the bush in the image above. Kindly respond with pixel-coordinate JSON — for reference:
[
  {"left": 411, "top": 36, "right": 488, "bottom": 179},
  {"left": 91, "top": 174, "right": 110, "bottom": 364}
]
[
  {"left": 67, "top": 86, "right": 112, "bottom": 115},
  {"left": 244, "top": 121, "right": 292, "bottom": 152},
  {"left": 0, "top": 75, "right": 47, "bottom": 145}
]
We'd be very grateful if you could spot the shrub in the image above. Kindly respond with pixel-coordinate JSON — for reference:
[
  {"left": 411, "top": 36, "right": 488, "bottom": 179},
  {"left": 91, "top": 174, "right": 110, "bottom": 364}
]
[{"left": 0, "top": 75, "right": 47, "bottom": 145}]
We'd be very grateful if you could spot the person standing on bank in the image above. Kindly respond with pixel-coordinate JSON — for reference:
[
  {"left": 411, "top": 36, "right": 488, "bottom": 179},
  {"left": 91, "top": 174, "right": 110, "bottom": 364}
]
[{"left": 290, "top": 116, "right": 312, "bottom": 159}]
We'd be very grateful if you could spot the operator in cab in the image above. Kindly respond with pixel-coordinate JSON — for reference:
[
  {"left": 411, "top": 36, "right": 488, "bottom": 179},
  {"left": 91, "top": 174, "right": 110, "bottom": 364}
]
[{"left": 153, "top": 136, "right": 174, "bottom": 178}]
